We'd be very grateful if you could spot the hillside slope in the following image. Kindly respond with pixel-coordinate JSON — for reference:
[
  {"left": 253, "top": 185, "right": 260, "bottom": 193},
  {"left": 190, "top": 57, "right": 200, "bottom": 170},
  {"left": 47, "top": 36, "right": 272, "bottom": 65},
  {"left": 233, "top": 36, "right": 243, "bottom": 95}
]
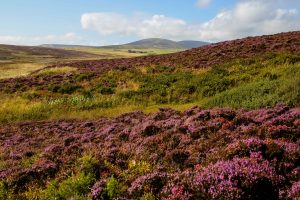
[
  {"left": 177, "top": 40, "right": 209, "bottom": 48},
  {"left": 51, "top": 31, "right": 300, "bottom": 72},
  {"left": 0, "top": 44, "right": 97, "bottom": 61}
]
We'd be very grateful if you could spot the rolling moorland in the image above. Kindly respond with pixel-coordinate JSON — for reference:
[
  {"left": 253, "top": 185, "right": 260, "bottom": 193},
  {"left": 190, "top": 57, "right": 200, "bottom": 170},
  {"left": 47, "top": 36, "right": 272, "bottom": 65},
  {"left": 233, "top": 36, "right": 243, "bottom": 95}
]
[
  {"left": 0, "top": 44, "right": 99, "bottom": 79},
  {"left": 0, "top": 40, "right": 186, "bottom": 80},
  {"left": 0, "top": 31, "right": 299, "bottom": 199}
]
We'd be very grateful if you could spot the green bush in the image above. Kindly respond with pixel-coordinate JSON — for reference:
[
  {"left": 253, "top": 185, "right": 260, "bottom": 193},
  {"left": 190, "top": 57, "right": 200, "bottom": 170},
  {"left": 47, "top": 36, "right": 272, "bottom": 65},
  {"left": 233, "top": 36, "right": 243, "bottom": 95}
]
[
  {"left": 58, "top": 83, "right": 81, "bottom": 94},
  {"left": 140, "top": 192, "right": 155, "bottom": 200},
  {"left": 105, "top": 175, "right": 123, "bottom": 199},
  {"left": 98, "top": 86, "right": 115, "bottom": 95},
  {"left": 77, "top": 155, "right": 100, "bottom": 177},
  {"left": 75, "top": 73, "right": 94, "bottom": 82},
  {"left": 42, "top": 173, "right": 95, "bottom": 200},
  {"left": 200, "top": 66, "right": 232, "bottom": 97},
  {"left": 48, "top": 83, "right": 81, "bottom": 94},
  {"left": 0, "top": 181, "right": 10, "bottom": 200}
]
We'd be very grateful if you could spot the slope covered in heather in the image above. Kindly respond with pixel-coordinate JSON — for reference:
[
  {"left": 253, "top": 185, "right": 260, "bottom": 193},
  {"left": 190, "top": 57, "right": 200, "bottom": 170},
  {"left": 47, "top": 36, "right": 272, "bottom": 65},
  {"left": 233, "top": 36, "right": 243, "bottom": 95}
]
[
  {"left": 1, "top": 31, "right": 299, "bottom": 89},
  {"left": 0, "top": 104, "right": 299, "bottom": 199}
]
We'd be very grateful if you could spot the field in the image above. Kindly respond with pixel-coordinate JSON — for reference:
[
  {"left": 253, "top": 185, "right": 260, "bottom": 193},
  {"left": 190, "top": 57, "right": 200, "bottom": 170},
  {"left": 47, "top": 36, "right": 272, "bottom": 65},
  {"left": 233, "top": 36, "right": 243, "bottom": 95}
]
[
  {"left": 67, "top": 47, "right": 182, "bottom": 58},
  {"left": 0, "top": 32, "right": 299, "bottom": 200},
  {"left": 0, "top": 44, "right": 180, "bottom": 79}
]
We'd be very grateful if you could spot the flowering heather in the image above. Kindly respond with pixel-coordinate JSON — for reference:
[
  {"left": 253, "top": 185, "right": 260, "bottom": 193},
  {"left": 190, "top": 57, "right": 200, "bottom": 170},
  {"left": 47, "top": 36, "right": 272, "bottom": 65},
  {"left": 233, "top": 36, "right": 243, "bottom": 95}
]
[
  {"left": 288, "top": 181, "right": 300, "bottom": 199},
  {"left": 193, "top": 157, "right": 282, "bottom": 199},
  {"left": 164, "top": 185, "right": 192, "bottom": 200},
  {"left": 91, "top": 180, "right": 107, "bottom": 200},
  {"left": 128, "top": 172, "right": 169, "bottom": 196},
  {"left": 224, "top": 138, "right": 299, "bottom": 173},
  {"left": 0, "top": 104, "right": 299, "bottom": 199}
]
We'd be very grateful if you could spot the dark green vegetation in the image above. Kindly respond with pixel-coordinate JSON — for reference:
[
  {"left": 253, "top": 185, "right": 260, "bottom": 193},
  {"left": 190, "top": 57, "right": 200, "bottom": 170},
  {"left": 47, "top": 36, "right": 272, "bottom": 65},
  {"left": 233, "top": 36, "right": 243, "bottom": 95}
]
[
  {"left": 86, "top": 53, "right": 300, "bottom": 108},
  {"left": 0, "top": 52, "right": 299, "bottom": 123}
]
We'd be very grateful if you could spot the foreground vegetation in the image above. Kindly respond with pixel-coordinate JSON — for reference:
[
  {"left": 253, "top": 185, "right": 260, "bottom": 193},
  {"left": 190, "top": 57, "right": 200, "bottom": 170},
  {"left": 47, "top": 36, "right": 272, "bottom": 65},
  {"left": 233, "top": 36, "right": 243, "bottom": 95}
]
[
  {"left": 0, "top": 53, "right": 299, "bottom": 123},
  {"left": 0, "top": 104, "right": 299, "bottom": 199}
]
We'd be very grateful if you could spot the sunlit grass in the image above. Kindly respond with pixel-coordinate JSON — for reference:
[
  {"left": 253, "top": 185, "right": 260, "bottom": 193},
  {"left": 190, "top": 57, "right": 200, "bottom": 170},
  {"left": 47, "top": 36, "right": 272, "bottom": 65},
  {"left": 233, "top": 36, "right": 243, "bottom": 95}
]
[
  {"left": 0, "top": 63, "right": 45, "bottom": 79},
  {"left": 66, "top": 47, "right": 182, "bottom": 58},
  {"left": 35, "top": 66, "right": 77, "bottom": 76},
  {"left": 0, "top": 92, "right": 207, "bottom": 123}
]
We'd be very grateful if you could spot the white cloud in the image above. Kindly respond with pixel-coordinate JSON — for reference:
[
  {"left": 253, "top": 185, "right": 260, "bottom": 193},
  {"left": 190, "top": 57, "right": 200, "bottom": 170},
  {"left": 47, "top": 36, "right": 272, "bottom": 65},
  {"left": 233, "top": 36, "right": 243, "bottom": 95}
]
[
  {"left": 0, "top": 33, "right": 82, "bottom": 46},
  {"left": 81, "top": 13, "right": 189, "bottom": 40},
  {"left": 196, "top": 0, "right": 212, "bottom": 8},
  {"left": 199, "top": 0, "right": 300, "bottom": 40},
  {"left": 81, "top": 0, "right": 300, "bottom": 42}
]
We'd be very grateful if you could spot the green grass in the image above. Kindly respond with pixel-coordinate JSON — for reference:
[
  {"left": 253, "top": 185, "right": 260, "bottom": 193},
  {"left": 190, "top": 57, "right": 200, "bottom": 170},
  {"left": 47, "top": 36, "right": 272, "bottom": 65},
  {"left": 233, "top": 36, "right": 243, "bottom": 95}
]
[{"left": 0, "top": 53, "right": 299, "bottom": 123}]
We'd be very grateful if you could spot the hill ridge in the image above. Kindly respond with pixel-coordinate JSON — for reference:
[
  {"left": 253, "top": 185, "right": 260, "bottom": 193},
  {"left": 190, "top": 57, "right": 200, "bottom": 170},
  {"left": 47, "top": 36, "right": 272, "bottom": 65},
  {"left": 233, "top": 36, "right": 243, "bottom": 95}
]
[{"left": 40, "top": 38, "right": 209, "bottom": 49}]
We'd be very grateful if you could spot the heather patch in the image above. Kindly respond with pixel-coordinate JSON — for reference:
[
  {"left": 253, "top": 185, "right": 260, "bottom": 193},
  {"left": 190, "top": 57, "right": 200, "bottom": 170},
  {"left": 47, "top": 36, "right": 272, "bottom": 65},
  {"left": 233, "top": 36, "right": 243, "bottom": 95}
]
[{"left": 0, "top": 105, "right": 299, "bottom": 199}]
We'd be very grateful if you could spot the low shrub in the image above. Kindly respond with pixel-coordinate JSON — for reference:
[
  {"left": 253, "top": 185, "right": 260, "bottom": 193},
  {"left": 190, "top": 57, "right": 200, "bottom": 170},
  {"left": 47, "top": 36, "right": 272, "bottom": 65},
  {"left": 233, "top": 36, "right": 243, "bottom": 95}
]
[
  {"left": 48, "top": 82, "right": 81, "bottom": 94},
  {"left": 105, "top": 175, "right": 124, "bottom": 200},
  {"left": 42, "top": 173, "right": 95, "bottom": 200}
]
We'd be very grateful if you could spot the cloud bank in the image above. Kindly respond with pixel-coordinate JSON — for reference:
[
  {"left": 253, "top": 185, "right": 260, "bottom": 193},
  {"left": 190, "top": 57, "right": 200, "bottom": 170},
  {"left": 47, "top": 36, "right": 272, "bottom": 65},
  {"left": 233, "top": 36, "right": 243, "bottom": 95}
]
[{"left": 81, "top": 0, "right": 300, "bottom": 41}]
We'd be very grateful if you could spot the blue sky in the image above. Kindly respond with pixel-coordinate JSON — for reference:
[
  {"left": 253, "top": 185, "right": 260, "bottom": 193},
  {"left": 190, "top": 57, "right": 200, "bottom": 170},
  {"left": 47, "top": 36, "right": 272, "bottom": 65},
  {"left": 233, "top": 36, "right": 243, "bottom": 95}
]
[{"left": 0, "top": 0, "right": 299, "bottom": 45}]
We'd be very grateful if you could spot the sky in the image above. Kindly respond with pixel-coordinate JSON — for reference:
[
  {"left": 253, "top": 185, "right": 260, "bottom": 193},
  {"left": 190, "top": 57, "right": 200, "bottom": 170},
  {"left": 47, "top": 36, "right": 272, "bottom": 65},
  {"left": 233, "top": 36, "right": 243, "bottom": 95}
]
[{"left": 0, "top": 0, "right": 300, "bottom": 46}]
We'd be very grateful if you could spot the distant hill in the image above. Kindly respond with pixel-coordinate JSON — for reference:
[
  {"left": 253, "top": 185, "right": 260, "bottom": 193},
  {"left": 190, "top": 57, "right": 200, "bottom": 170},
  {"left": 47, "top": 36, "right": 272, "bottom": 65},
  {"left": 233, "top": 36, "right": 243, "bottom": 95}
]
[
  {"left": 122, "top": 38, "right": 182, "bottom": 49},
  {"left": 40, "top": 38, "right": 209, "bottom": 50},
  {"left": 100, "top": 38, "right": 209, "bottom": 49}
]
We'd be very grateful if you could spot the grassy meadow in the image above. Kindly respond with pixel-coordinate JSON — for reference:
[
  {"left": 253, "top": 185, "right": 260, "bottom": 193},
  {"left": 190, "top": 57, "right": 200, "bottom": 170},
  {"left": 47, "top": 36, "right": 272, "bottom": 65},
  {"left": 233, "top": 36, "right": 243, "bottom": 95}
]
[{"left": 1, "top": 52, "right": 299, "bottom": 123}]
